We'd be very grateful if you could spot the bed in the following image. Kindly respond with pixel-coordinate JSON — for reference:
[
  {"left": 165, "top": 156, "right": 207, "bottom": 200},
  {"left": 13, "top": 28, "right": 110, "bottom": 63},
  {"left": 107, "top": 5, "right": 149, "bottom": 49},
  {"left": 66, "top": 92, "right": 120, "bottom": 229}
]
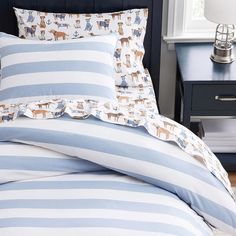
[{"left": 0, "top": 0, "right": 236, "bottom": 236}]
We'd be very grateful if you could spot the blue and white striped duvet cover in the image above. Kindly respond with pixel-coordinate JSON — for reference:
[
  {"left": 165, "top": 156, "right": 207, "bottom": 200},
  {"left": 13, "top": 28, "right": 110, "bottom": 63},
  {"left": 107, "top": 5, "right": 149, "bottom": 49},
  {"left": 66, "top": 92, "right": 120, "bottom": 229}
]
[
  {"left": 0, "top": 117, "right": 236, "bottom": 235},
  {"left": 0, "top": 142, "right": 212, "bottom": 236}
]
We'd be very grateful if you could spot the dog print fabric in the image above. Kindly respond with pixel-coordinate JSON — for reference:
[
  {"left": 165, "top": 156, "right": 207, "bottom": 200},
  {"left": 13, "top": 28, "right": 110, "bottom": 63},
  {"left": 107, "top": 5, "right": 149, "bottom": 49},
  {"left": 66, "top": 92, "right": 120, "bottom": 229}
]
[{"left": 14, "top": 7, "right": 150, "bottom": 87}]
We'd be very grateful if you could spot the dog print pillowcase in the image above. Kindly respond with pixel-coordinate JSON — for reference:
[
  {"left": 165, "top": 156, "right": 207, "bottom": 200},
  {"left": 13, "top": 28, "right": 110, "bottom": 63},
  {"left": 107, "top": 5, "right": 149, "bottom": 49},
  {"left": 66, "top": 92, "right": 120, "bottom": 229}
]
[{"left": 14, "top": 7, "right": 151, "bottom": 87}]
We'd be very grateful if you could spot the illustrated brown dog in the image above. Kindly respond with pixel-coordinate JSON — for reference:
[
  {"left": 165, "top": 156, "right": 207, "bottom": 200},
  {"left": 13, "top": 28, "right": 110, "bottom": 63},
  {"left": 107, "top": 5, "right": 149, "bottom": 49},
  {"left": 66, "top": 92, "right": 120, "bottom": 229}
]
[
  {"left": 107, "top": 112, "right": 123, "bottom": 122},
  {"left": 39, "top": 16, "right": 46, "bottom": 28},
  {"left": 117, "top": 22, "right": 124, "bottom": 35},
  {"left": 32, "top": 110, "right": 49, "bottom": 119},
  {"left": 120, "top": 36, "right": 132, "bottom": 47},
  {"left": 37, "top": 102, "right": 54, "bottom": 109},
  {"left": 49, "top": 30, "right": 68, "bottom": 40},
  {"left": 156, "top": 127, "right": 171, "bottom": 139},
  {"left": 117, "top": 95, "right": 130, "bottom": 103},
  {"left": 130, "top": 71, "right": 141, "bottom": 82},
  {"left": 133, "top": 49, "right": 144, "bottom": 61},
  {"left": 134, "top": 98, "right": 147, "bottom": 104}
]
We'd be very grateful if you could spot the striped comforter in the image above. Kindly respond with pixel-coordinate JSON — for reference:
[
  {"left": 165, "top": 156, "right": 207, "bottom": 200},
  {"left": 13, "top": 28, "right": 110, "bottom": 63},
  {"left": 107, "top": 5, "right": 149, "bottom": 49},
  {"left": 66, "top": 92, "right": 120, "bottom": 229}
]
[{"left": 0, "top": 117, "right": 236, "bottom": 236}]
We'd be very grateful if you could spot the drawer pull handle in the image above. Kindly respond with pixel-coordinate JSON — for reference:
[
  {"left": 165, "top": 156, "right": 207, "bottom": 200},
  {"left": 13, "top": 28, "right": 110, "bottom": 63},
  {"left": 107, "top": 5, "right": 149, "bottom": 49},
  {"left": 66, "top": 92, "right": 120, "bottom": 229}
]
[{"left": 215, "top": 95, "right": 236, "bottom": 101}]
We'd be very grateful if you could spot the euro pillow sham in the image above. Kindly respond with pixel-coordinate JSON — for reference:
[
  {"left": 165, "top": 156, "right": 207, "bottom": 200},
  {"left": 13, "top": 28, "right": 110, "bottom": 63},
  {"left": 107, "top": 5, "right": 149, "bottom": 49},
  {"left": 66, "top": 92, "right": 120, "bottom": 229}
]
[
  {"left": 0, "top": 32, "right": 117, "bottom": 105},
  {"left": 14, "top": 7, "right": 151, "bottom": 87}
]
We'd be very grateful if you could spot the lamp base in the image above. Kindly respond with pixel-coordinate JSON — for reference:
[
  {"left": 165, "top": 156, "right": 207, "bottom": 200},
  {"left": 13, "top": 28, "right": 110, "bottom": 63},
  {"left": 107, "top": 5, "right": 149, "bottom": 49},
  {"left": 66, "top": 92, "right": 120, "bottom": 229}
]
[{"left": 211, "top": 45, "right": 235, "bottom": 64}]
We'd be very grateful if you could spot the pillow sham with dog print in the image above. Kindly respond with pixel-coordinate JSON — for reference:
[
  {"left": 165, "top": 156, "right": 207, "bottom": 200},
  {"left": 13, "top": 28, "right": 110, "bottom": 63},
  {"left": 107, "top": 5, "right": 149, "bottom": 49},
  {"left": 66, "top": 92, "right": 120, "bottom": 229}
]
[
  {"left": 0, "top": 32, "right": 117, "bottom": 105},
  {"left": 14, "top": 7, "right": 151, "bottom": 88}
]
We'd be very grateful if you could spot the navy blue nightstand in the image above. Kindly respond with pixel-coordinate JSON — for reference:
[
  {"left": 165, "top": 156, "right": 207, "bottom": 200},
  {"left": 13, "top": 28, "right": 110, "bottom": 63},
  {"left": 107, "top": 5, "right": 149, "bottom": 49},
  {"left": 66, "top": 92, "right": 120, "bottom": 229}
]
[{"left": 175, "top": 43, "right": 236, "bottom": 171}]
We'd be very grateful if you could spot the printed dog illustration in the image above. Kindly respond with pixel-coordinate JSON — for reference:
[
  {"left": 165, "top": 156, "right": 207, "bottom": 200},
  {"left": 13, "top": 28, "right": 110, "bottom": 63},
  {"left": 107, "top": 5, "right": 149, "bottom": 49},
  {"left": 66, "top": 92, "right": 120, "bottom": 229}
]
[
  {"left": 138, "top": 84, "right": 144, "bottom": 92},
  {"left": 77, "top": 102, "right": 84, "bottom": 110},
  {"left": 107, "top": 112, "right": 123, "bottom": 122},
  {"left": 97, "top": 19, "right": 110, "bottom": 30},
  {"left": 114, "top": 48, "right": 122, "bottom": 61},
  {"left": 49, "top": 30, "right": 68, "bottom": 40},
  {"left": 96, "top": 14, "right": 103, "bottom": 18},
  {"left": 37, "top": 102, "right": 54, "bottom": 109},
  {"left": 111, "top": 12, "right": 122, "bottom": 20},
  {"left": 132, "top": 49, "right": 144, "bottom": 61},
  {"left": 53, "top": 13, "right": 66, "bottom": 21},
  {"left": 126, "top": 16, "right": 132, "bottom": 26},
  {"left": 124, "top": 118, "right": 140, "bottom": 126},
  {"left": 124, "top": 54, "right": 131, "bottom": 68},
  {"left": 116, "top": 63, "right": 122, "bottom": 73},
  {"left": 117, "top": 95, "right": 130, "bottom": 103},
  {"left": 156, "top": 126, "right": 171, "bottom": 139},
  {"left": 130, "top": 71, "right": 141, "bottom": 82},
  {"left": 27, "top": 11, "right": 35, "bottom": 22},
  {"left": 134, "top": 98, "right": 147, "bottom": 104},
  {"left": 32, "top": 110, "right": 49, "bottom": 119},
  {"left": 39, "top": 16, "right": 46, "bottom": 28},
  {"left": 74, "top": 20, "right": 81, "bottom": 29},
  {"left": 117, "top": 22, "right": 124, "bottom": 35},
  {"left": 84, "top": 18, "right": 93, "bottom": 31},
  {"left": 39, "top": 30, "right": 46, "bottom": 40},
  {"left": 18, "top": 15, "right": 24, "bottom": 25},
  {"left": 0, "top": 104, "right": 6, "bottom": 110},
  {"left": 24, "top": 25, "right": 37, "bottom": 37},
  {"left": 0, "top": 113, "right": 14, "bottom": 122},
  {"left": 144, "top": 9, "right": 149, "bottom": 18},
  {"left": 54, "top": 22, "right": 70, "bottom": 29},
  {"left": 120, "top": 75, "right": 128, "bottom": 88},
  {"left": 120, "top": 36, "right": 132, "bottom": 47},
  {"left": 134, "top": 11, "right": 141, "bottom": 24},
  {"left": 132, "top": 28, "right": 142, "bottom": 38}
]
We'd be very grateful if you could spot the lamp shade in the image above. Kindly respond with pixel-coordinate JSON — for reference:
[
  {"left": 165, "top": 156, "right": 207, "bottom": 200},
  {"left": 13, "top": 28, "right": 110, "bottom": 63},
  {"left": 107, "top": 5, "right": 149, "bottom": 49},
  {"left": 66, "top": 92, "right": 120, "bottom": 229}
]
[{"left": 204, "top": 0, "right": 236, "bottom": 24}]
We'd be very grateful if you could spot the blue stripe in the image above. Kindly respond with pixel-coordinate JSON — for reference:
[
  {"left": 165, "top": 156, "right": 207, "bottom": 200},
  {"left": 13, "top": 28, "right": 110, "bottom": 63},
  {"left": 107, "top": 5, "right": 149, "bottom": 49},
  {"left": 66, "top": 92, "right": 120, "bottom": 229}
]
[
  {"left": 117, "top": 168, "right": 236, "bottom": 228},
  {"left": 0, "top": 125, "right": 226, "bottom": 191},
  {"left": 0, "top": 218, "right": 198, "bottom": 235},
  {"left": 0, "top": 180, "right": 174, "bottom": 196},
  {"left": 0, "top": 198, "right": 202, "bottom": 226},
  {"left": 0, "top": 84, "right": 115, "bottom": 101},
  {"left": 2, "top": 61, "right": 113, "bottom": 78},
  {"left": 0, "top": 156, "right": 105, "bottom": 172},
  {"left": 0, "top": 42, "right": 115, "bottom": 57}
]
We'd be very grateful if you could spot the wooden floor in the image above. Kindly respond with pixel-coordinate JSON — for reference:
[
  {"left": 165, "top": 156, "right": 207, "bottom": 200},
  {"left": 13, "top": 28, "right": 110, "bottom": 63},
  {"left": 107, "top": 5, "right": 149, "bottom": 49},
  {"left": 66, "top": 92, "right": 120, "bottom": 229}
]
[{"left": 229, "top": 172, "right": 236, "bottom": 187}]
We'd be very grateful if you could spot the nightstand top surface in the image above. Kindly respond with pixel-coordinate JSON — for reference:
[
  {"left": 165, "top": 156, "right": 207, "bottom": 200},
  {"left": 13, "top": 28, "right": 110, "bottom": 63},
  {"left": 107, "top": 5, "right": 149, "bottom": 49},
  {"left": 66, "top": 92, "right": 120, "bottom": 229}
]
[{"left": 175, "top": 43, "right": 236, "bottom": 83}]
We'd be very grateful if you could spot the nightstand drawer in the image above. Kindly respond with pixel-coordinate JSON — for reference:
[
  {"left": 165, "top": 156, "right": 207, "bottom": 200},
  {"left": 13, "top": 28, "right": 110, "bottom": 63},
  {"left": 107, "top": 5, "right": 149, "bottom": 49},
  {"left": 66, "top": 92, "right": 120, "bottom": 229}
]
[{"left": 192, "top": 84, "right": 236, "bottom": 111}]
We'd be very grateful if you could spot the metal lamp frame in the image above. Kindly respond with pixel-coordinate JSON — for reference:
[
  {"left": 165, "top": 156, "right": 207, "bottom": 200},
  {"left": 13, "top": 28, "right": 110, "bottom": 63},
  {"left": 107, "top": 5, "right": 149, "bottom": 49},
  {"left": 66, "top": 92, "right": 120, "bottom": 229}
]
[{"left": 211, "top": 24, "right": 235, "bottom": 64}]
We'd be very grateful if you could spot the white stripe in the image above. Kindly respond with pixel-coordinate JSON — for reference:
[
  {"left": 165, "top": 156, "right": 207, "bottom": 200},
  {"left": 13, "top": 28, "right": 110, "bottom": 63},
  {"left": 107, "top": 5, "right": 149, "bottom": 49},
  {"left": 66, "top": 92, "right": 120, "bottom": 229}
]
[
  {"left": 3, "top": 118, "right": 204, "bottom": 168},
  {"left": 0, "top": 34, "right": 117, "bottom": 46},
  {"left": 0, "top": 228, "right": 175, "bottom": 236},
  {"left": 0, "top": 170, "right": 66, "bottom": 183},
  {"left": 0, "top": 143, "right": 69, "bottom": 159},
  {"left": 0, "top": 72, "right": 114, "bottom": 90},
  {"left": 1, "top": 95, "right": 112, "bottom": 104},
  {"left": 0, "top": 210, "right": 205, "bottom": 235},
  {"left": 2, "top": 51, "right": 113, "bottom": 68},
  {"left": 0, "top": 189, "right": 191, "bottom": 209},
  {"left": 30, "top": 173, "right": 144, "bottom": 184}
]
